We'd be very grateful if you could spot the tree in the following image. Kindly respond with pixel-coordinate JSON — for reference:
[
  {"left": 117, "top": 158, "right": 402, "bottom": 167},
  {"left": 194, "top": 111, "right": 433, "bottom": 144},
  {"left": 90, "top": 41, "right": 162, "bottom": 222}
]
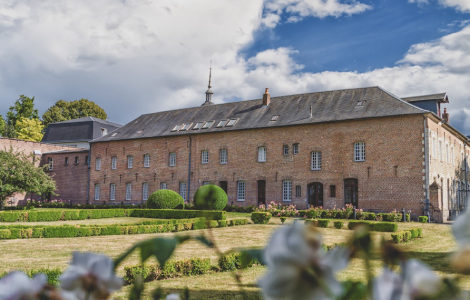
[
  {"left": 0, "top": 150, "right": 56, "bottom": 206},
  {"left": 0, "top": 115, "right": 5, "bottom": 137},
  {"left": 5, "top": 95, "right": 39, "bottom": 138},
  {"left": 42, "top": 99, "right": 107, "bottom": 127},
  {"left": 16, "top": 118, "right": 44, "bottom": 142}
]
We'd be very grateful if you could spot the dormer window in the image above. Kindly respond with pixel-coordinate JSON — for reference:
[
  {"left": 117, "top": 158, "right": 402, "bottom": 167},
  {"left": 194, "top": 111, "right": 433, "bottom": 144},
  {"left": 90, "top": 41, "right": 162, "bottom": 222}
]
[
  {"left": 216, "top": 120, "right": 228, "bottom": 127},
  {"left": 202, "top": 120, "right": 214, "bottom": 129},
  {"left": 101, "top": 128, "right": 108, "bottom": 136}
]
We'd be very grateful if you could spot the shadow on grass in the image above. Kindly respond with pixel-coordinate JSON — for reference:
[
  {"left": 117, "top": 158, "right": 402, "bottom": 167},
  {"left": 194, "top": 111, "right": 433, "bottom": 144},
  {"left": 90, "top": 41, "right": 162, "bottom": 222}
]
[
  {"left": 404, "top": 251, "right": 454, "bottom": 273},
  {"left": 150, "top": 288, "right": 261, "bottom": 300}
]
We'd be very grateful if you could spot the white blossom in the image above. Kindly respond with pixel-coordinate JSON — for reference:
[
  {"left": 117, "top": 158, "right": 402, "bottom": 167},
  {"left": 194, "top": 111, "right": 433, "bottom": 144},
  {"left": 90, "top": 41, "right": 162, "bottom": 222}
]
[
  {"left": 452, "top": 208, "right": 470, "bottom": 246},
  {"left": 166, "top": 294, "right": 181, "bottom": 300},
  {"left": 60, "top": 252, "right": 122, "bottom": 300},
  {"left": 258, "top": 222, "right": 349, "bottom": 300},
  {"left": 0, "top": 271, "right": 47, "bottom": 300},
  {"left": 373, "top": 259, "right": 441, "bottom": 300}
]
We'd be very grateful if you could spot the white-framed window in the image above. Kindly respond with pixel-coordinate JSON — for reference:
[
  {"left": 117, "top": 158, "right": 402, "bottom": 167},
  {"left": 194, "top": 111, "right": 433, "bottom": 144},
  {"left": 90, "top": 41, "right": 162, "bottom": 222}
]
[
  {"left": 110, "top": 183, "right": 116, "bottom": 201},
  {"left": 179, "top": 182, "right": 187, "bottom": 201},
  {"left": 293, "top": 143, "right": 299, "bottom": 155},
  {"left": 64, "top": 157, "right": 69, "bottom": 166},
  {"left": 283, "top": 145, "right": 289, "bottom": 156},
  {"left": 311, "top": 151, "right": 322, "bottom": 170},
  {"left": 143, "top": 153, "right": 150, "bottom": 168},
  {"left": 111, "top": 156, "right": 117, "bottom": 170},
  {"left": 47, "top": 157, "right": 53, "bottom": 171},
  {"left": 237, "top": 181, "right": 246, "bottom": 201},
  {"left": 160, "top": 182, "right": 167, "bottom": 189},
  {"left": 94, "top": 184, "right": 100, "bottom": 201},
  {"left": 126, "top": 183, "right": 132, "bottom": 201},
  {"left": 127, "top": 155, "right": 133, "bottom": 169},
  {"left": 95, "top": 158, "right": 101, "bottom": 171},
  {"left": 295, "top": 185, "right": 301, "bottom": 197},
  {"left": 282, "top": 180, "right": 292, "bottom": 201},
  {"left": 446, "top": 143, "right": 449, "bottom": 163},
  {"left": 354, "top": 142, "right": 365, "bottom": 162},
  {"left": 169, "top": 152, "right": 176, "bottom": 167},
  {"left": 201, "top": 150, "right": 209, "bottom": 164},
  {"left": 451, "top": 146, "right": 454, "bottom": 165},
  {"left": 219, "top": 148, "right": 228, "bottom": 164},
  {"left": 258, "top": 146, "right": 266, "bottom": 162},
  {"left": 432, "top": 134, "right": 437, "bottom": 158},
  {"left": 142, "top": 182, "right": 149, "bottom": 201},
  {"left": 202, "top": 121, "right": 214, "bottom": 129},
  {"left": 74, "top": 156, "right": 79, "bottom": 165}
]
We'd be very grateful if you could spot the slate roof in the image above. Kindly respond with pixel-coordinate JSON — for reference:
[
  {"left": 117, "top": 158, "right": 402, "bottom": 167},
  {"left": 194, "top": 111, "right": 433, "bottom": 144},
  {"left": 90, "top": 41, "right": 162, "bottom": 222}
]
[
  {"left": 92, "top": 86, "right": 427, "bottom": 143},
  {"left": 402, "top": 93, "right": 448, "bottom": 103},
  {"left": 42, "top": 117, "right": 121, "bottom": 143}
]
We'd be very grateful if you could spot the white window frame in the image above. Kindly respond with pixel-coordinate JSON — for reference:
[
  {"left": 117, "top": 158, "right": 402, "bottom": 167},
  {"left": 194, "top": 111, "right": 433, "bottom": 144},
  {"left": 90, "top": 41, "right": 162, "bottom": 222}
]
[
  {"left": 48, "top": 157, "right": 54, "bottom": 171},
  {"left": 179, "top": 182, "right": 187, "bottom": 201},
  {"left": 283, "top": 145, "right": 289, "bottom": 156},
  {"left": 201, "top": 150, "right": 209, "bottom": 164},
  {"left": 439, "top": 140, "right": 443, "bottom": 162},
  {"left": 446, "top": 143, "right": 449, "bottom": 163},
  {"left": 111, "top": 156, "right": 117, "bottom": 170},
  {"left": 169, "top": 152, "right": 176, "bottom": 167},
  {"left": 282, "top": 180, "right": 292, "bottom": 202},
  {"left": 258, "top": 146, "right": 266, "bottom": 162},
  {"left": 95, "top": 158, "right": 101, "bottom": 171},
  {"left": 237, "top": 181, "right": 246, "bottom": 201},
  {"left": 94, "top": 184, "right": 100, "bottom": 201},
  {"left": 354, "top": 142, "right": 365, "bottom": 162},
  {"left": 127, "top": 155, "right": 133, "bottom": 169},
  {"left": 110, "top": 183, "right": 116, "bottom": 201},
  {"left": 219, "top": 148, "right": 228, "bottom": 164},
  {"left": 160, "top": 182, "right": 167, "bottom": 189},
  {"left": 142, "top": 182, "right": 149, "bottom": 201},
  {"left": 293, "top": 143, "right": 299, "bottom": 155},
  {"left": 144, "top": 153, "right": 150, "bottom": 168},
  {"left": 311, "top": 151, "right": 322, "bottom": 171},
  {"left": 126, "top": 183, "right": 132, "bottom": 201}
]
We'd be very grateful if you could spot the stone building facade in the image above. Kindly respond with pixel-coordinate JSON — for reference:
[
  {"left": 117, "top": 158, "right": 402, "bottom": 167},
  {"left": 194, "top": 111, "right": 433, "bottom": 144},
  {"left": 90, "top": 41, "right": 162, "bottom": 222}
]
[{"left": 87, "top": 86, "right": 470, "bottom": 221}]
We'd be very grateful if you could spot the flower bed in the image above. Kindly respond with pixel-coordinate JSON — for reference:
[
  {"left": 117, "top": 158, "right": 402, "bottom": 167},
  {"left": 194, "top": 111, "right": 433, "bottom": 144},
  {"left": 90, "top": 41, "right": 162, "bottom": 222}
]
[
  {"left": 0, "top": 208, "right": 226, "bottom": 222},
  {"left": 0, "top": 218, "right": 249, "bottom": 240}
]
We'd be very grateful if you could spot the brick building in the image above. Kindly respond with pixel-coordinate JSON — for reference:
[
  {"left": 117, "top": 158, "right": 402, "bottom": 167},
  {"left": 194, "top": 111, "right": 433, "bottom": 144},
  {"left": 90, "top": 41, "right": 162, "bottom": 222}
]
[{"left": 86, "top": 86, "right": 470, "bottom": 221}]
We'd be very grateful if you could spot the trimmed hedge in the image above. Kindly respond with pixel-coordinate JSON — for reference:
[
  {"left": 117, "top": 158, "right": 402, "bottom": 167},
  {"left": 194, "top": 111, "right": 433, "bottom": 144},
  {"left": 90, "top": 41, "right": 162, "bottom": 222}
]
[
  {"left": 347, "top": 220, "right": 398, "bottom": 232},
  {"left": 146, "top": 190, "right": 184, "bottom": 209},
  {"left": 391, "top": 228, "right": 423, "bottom": 243},
  {"left": 0, "top": 217, "right": 249, "bottom": 240},
  {"left": 317, "top": 219, "right": 330, "bottom": 228},
  {"left": 194, "top": 185, "right": 228, "bottom": 210},
  {"left": 0, "top": 268, "right": 62, "bottom": 286},
  {"left": 251, "top": 212, "right": 272, "bottom": 224},
  {"left": 418, "top": 216, "right": 428, "bottom": 223},
  {"left": 130, "top": 209, "right": 226, "bottom": 221},
  {"left": 333, "top": 221, "right": 344, "bottom": 229}
]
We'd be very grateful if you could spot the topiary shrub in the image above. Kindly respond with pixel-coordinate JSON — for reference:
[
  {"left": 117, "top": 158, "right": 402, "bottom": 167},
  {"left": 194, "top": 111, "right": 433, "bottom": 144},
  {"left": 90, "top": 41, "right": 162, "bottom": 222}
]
[
  {"left": 146, "top": 190, "right": 184, "bottom": 209},
  {"left": 333, "top": 221, "right": 344, "bottom": 229},
  {"left": 251, "top": 212, "right": 272, "bottom": 224},
  {"left": 418, "top": 216, "right": 428, "bottom": 223},
  {"left": 193, "top": 184, "right": 228, "bottom": 210},
  {"left": 317, "top": 219, "right": 330, "bottom": 228}
]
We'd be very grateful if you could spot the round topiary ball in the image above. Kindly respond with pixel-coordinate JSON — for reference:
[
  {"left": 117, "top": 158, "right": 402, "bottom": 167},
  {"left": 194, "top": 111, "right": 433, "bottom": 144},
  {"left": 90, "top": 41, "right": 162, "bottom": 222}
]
[
  {"left": 194, "top": 184, "right": 228, "bottom": 210},
  {"left": 146, "top": 189, "right": 184, "bottom": 209}
]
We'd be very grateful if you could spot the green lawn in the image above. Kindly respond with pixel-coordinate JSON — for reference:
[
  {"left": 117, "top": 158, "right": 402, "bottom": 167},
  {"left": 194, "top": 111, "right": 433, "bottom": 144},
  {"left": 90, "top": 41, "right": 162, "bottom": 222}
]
[{"left": 0, "top": 215, "right": 467, "bottom": 299}]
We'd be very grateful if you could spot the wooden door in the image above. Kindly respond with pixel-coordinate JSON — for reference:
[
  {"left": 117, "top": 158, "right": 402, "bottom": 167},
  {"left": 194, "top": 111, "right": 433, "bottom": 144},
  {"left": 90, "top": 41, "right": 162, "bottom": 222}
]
[
  {"left": 257, "top": 180, "right": 266, "bottom": 206},
  {"left": 308, "top": 182, "right": 323, "bottom": 207},
  {"left": 344, "top": 178, "right": 358, "bottom": 208}
]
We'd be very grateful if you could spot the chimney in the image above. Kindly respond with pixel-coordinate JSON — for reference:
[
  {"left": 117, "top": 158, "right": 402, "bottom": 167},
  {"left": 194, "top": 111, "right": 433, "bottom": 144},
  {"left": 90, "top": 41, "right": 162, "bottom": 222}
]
[
  {"left": 442, "top": 107, "right": 449, "bottom": 123},
  {"left": 262, "top": 88, "right": 271, "bottom": 106}
]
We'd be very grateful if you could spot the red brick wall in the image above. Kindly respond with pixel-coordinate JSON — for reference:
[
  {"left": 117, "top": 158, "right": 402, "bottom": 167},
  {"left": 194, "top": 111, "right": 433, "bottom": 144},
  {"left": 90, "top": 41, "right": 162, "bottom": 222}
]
[{"left": 89, "top": 114, "right": 426, "bottom": 216}]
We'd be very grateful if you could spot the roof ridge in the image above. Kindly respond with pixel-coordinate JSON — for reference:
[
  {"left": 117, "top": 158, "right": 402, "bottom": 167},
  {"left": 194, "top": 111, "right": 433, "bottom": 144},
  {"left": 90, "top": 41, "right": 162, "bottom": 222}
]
[{"left": 377, "top": 86, "right": 429, "bottom": 113}]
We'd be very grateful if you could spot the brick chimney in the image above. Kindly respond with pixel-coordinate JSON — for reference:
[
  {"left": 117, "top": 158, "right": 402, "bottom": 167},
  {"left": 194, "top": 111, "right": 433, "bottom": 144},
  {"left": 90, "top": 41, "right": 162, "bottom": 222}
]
[
  {"left": 442, "top": 107, "right": 449, "bottom": 123},
  {"left": 263, "top": 88, "right": 271, "bottom": 106}
]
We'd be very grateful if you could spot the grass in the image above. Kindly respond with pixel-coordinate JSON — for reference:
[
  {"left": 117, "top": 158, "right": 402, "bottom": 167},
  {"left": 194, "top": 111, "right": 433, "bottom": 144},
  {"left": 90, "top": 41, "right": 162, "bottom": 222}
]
[{"left": 0, "top": 215, "right": 467, "bottom": 298}]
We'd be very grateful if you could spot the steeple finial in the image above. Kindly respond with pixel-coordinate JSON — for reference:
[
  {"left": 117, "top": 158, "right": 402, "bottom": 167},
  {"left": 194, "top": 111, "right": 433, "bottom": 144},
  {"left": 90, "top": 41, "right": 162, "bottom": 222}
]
[{"left": 203, "top": 64, "right": 214, "bottom": 106}]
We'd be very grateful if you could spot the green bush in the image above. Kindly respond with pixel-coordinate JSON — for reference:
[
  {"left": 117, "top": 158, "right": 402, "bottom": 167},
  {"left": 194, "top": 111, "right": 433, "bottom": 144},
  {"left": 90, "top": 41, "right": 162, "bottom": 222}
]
[
  {"left": 391, "top": 228, "right": 423, "bottom": 243},
  {"left": 317, "top": 219, "right": 330, "bottom": 228},
  {"left": 347, "top": 221, "right": 397, "bottom": 232},
  {"left": 28, "top": 210, "right": 63, "bottom": 222},
  {"left": 190, "top": 258, "right": 211, "bottom": 275},
  {"left": 406, "top": 213, "right": 411, "bottom": 222},
  {"left": 251, "top": 212, "right": 271, "bottom": 224},
  {"left": 333, "top": 221, "right": 344, "bottom": 229},
  {"left": 130, "top": 209, "right": 225, "bottom": 221},
  {"left": 0, "top": 211, "right": 23, "bottom": 222},
  {"left": 391, "top": 232, "right": 403, "bottom": 243},
  {"left": 218, "top": 220, "right": 227, "bottom": 227},
  {"left": 403, "top": 231, "right": 411, "bottom": 242},
  {"left": 28, "top": 268, "right": 62, "bottom": 286},
  {"left": 280, "top": 217, "right": 287, "bottom": 224},
  {"left": 0, "top": 229, "right": 11, "bottom": 239},
  {"left": 417, "top": 228, "right": 423, "bottom": 238},
  {"left": 193, "top": 184, "right": 228, "bottom": 210},
  {"left": 418, "top": 216, "right": 428, "bottom": 223},
  {"left": 146, "top": 190, "right": 184, "bottom": 209},
  {"left": 218, "top": 253, "right": 240, "bottom": 271}
]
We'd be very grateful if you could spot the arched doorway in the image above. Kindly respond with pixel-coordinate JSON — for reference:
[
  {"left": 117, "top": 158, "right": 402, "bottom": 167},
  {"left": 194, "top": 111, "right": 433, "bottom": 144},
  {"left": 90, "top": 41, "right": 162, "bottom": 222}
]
[
  {"left": 307, "top": 182, "right": 323, "bottom": 207},
  {"left": 344, "top": 178, "right": 358, "bottom": 208}
]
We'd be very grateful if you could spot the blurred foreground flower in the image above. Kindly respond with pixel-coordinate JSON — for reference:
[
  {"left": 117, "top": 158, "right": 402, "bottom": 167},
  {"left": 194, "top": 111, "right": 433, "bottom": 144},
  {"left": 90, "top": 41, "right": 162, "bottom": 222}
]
[
  {"left": 60, "top": 252, "right": 122, "bottom": 300},
  {"left": 452, "top": 209, "right": 470, "bottom": 273},
  {"left": 373, "top": 259, "right": 441, "bottom": 300},
  {"left": 0, "top": 271, "right": 47, "bottom": 300},
  {"left": 259, "top": 222, "right": 349, "bottom": 300}
]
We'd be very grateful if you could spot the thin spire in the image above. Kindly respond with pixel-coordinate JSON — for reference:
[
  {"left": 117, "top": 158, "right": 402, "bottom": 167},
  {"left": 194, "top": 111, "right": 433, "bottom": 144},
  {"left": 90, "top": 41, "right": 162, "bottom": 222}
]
[{"left": 203, "top": 63, "right": 214, "bottom": 106}]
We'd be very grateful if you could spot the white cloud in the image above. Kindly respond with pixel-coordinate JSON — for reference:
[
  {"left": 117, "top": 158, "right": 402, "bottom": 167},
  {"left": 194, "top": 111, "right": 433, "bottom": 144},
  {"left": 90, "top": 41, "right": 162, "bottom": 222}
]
[
  {"left": 262, "top": 0, "right": 371, "bottom": 28},
  {"left": 439, "top": 0, "right": 470, "bottom": 12}
]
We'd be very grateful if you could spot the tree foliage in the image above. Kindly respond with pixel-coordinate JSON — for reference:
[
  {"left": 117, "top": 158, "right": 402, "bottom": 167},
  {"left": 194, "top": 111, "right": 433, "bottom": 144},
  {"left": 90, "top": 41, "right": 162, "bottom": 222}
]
[
  {"left": 0, "top": 150, "right": 56, "bottom": 204},
  {"left": 0, "top": 116, "right": 5, "bottom": 137},
  {"left": 16, "top": 118, "right": 44, "bottom": 142},
  {"left": 6, "top": 95, "right": 39, "bottom": 138},
  {"left": 42, "top": 99, "right": 107, "bottom": 127}
]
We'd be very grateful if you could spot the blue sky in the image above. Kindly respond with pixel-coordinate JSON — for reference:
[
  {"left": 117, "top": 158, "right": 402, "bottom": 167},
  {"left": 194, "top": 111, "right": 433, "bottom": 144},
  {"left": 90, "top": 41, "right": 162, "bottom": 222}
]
[{"left": 0, "top": 0, "right": 469, "bottom": 134}]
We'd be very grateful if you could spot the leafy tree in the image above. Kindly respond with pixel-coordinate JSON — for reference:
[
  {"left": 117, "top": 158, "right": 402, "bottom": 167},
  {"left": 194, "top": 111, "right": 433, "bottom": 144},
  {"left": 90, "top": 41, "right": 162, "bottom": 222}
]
[
  {"left": 5, "top": 95, "right": 39, "bottom": 138},
  {"left": 42, "top": 99, "right": 107, "bottom": 127},
  {"left": 16, "top": 118, "right": 44, "bottom": 142},
  {"left": 0, "top": 150, "right": 56, "bottom": 206},
  {"left": 0, "top": 115, "right": 5, "bottom": 136}
]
